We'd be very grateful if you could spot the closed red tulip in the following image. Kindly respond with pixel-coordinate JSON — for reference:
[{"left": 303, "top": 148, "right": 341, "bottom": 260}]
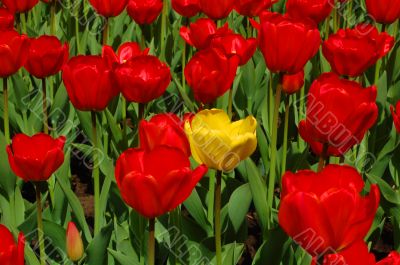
[
  {"left": 279, "top": 165, "right": 380, "bottom": 256},
  {"left": 391, "top": 101, "right": 400, "bottom": 134},
  {"left": 378, "top": 251, "right": 400, "bottom": 265},
  {"left": 286, "top": 0, "right": 333, "bottom": 24},
  {"left": 6, "top": 133, "right": 66, "bottom": 182},
  {"left": 127, "top": 0, "right": 163, "bottom": 25},
  {"left": 323, "top": 24, "right": 394, "bottom": 77},
  {"left": 185, "top": 47, "right": 239, "bottom": 104},
  {"left": 114, "top": 55, "right": 171, "bottom": 103},
  {"left": 102, "top": 42, "right": 149, "bottom": 68},
  {"left": 259, "top": 11, "right": 321, "bottom": 74},
  {"left": 235, "top": 0, "right": 277, "bottom": 17},
  {"left": 172, "top": 0, "right": 200, "bottom": 17},
  {"left": 115, "top": 146, "right": 208, "bottom": 218},
  {"left": 24, "top": 35, "right": 69, "bottom": 79},
  {"left": 2, "top": 0, "right": 38, "bottom": 12},
  {"left": 365, "top": 0, "right": 400, "bottom": 25},
  {"left": 298, "top": 73, "right": 378, "bottom": 156},
  {"left": 180, "top": 18, "right": 218, "bottom": 49},
  {"left": 0, "top": 225, "right": 25, "bottom": 265},
  {"left": 281, "top": 70, "right": 304, "bottom": 94},
  {"left": 0, "top": 30, "right": 29, "bottom": 78},
  {"left": 0, "top": 7, "right": 14, "bottom": 30},
  {"left": 139, "top": 113, "right": 191, "bottom": 157},
  {"left": 89, "top": 0, "right": 129, "bottom": 17},
  {"left": 62, "top": 55, "right": 118, "bottom": 111},
  {"left": 311, "top": 241, "right": 376, "bottom": 265},
  {"left": 199, "top": 0, "right": 235, "bottom": 19}
]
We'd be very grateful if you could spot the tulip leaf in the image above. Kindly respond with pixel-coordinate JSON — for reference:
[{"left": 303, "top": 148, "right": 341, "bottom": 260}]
[
  {"left": 86, "top": 221, "right": 113, "bottom": 265},
  {"left": 228, "top": 183, "right": 252, "bottom": 233},
  {"left": 183, "top": 188, "right": 212, "bottom": 235},
  {"left": 252, "top": 228, "right": 289, "bottom": 265},
  {"left": 108, "top": 248, "right": 140, "bottom": 265},
  {"left": 366, "top": 173, "right": 400, "bottom": 205}
]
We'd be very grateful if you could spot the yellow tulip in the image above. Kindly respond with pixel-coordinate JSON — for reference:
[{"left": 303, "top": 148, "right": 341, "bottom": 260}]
[{"left": 184, "top": 109, "right": 257, "bottom": 172}]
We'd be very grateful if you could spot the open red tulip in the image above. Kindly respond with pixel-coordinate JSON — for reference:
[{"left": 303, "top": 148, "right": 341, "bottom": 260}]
[{"left": 0, "top": 225, "right": 25, "bottom": 265}]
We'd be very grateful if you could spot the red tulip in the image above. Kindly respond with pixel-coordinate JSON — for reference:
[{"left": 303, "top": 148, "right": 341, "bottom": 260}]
[
  {"left": 114, "top": 55, "right": 171, "bottom": 103},
  {"left": 0, "top": 30, "right": 29, "bottom": 78},
  {"left": 365, "top": 0, "right": 400, "bottom": 25},
  {"left": 62, "top": 55, "right": 118, "bottom": 111},
  {"left": 286, "top": 0, "right": 333, "bottom": 24},
  {"left": 180, "top": 18, "right": 218, "bottom": 49},
  {"left": 102, "top": 42, "right": 149, "bottom": 67},
  {"left": 391, "top": 101, "right": 400, "bottom": 134},
  {"left": 2, "top": 0, "right": 38, "bottom": 12},
  {"left": 6, "top": 133, "right": 66, "bottom": 182},
  {"left": 115, "top": 146, "right": 208, "bottom": 218},
  {"left": 310, "top": 241, "right": 376, "bottom": 265},
  {"left": 88, "top": 0, "right": 129, "bottom": 17},
  {"left": 281, "top": 70, "right": 304, "bottom": 94},
  {"left": 234, "top": 0, "right": 277, "bottom": 17},
  {"left": 378, "top": 251, "right": 400, "bottom": 265},
  {"left": 298, "top": 73, "right": 378, "bottom": 156},
  {"left": 127, "top": 0, "right": 163, "bottom": 25},
  {"left": 24, "top": 35, "right": 69, "bottom": 79},
  {"left": 0, "top": 7, "right": 14, "bottom": 30},
  {"left": 279, "top": 165, "right": 380, "bottom": 257},
  {"left": 171, "top": 0, "right": 200, "bottom": 17},
  {"left": 199, "top": 0, "right": 235, "bottom": 19},
  {"left": 259, "top": 11, "right": 321, "bottom": 74},
  {"left": 185, "top": 47, "right": 239, "bottom": 104},
  {"left": 0, "top": 225, "right": 25, "bottom": 265},
  {"left": 139, "top": 113, "right": 191, "bottom": 157},
  {"left": 323, "top": 24, "right": 394, "bottom": 77},
  {"left": 66, "top": 222, "right": 84, "bottom": 262}
]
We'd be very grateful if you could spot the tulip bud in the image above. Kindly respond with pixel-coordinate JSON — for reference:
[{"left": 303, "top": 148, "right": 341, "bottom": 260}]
[
  {"left": 281, "top": 70, "right": 304, "bottom": 95},
  {"left": 66, "top": 222, "right": 84, "bottom": 262}
]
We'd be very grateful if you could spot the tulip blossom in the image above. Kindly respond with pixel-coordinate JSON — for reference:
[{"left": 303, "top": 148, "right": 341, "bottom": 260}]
[
  {"left": 323, "top": 24, "right": 394, "bottom": 77},
  {"left": 279, "top": 165, "right": 380, "bottom": 257},
  {"left": 0, "top": 30, "right": 29, "bottom": 78},
  {"left": 171, "top": 0, "right": 200, "bottom": 17},
  {"left": 234, "top": 0, "right": 277, "bottom": 17},
  {"left": 281, "top": 70, "right": 305, "bottom": 95},
  {"left": 365, "top": 0, "right": 400, "bottom": 25},
  {"left": 286, "top": 0, "right": 333, "bottom": 24},
  {"left": 127, "top": 0, "right": 163, "bottom": 25},
  {"left": 114, "top": 55, "right": 171, "bottom": 103},
  {"left": 391, "top": 101, "right": 400, "bottom": 134},
  {"left": 102, "top": 42, "right": 150, "bottom": 69},
  {"left": 6, "top": 133, "right": 66, "bottom": 182},
  {"left": 115, "top": 146, "right": 208, "bottom": 218},
  {"left": 66, "top": 222, "right": 84, "bottom": 262},
  {"left": 24, "top": 35, "right": 69, "bottom": 79},
  {"left": 139, "top": 113, "right": 191, "bottom": 157},
  {"left": 180, "top": 18, "right": 218, "bottom": 49},
  {"left": 88, "top": 0, "right": 129, "bottom": 17},
  {"left": 184, "top": 109, "right": 257, "bottom": 172},
  {"left": 185, "top": 47, "right": 239, "bottom": 104},
  {"left": 199, "top": 0, "right": 235, "bottom": 19},
  {"left": 0, "top": 7, "right": 14, "bottom": 30},
  {"left": 378, "top": 251, "right": 400, "bottom": 265},
  {"left": 2, "top": 0, "right": 38, "bottom": 13},
  {"left": 62, "top": 55, "right": 118, "bottom": 111},
  {"left": 0, "top": 225, "right": 25, "bottom": 265},
  {"left": 258, "top": 11, "right": 321, "bottom": 74},
  {"left": 298, "top": 73, "right": 378, "bottom": 156}
]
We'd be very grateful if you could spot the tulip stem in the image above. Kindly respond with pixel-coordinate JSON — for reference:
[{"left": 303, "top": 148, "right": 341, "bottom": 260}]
[
  {"left": 74, "top": 0, "right": 81, "bottom": 54},
  {"left": 3, "top": 78, "right": 10, "bottom": 144},
  {"left": 121, "top": 98, "right": 127, "bottom": 145},
  {"left": 138, "top": 103, "right": 146, "bottom": 121},
  {"left": 91, "top": 111, "right": 101, "bottom": 236},
  {"left": 182, "top": 39, "right": 186, "bottom": 93},
  {"left": 215, "top": 170, "right": 222, "bottom": 265},
  {"left": 324, "top": 13, "right": 330, "bottom": 40},
  {"left": 281, "top": 96, "right": 290, "bottom": 174},
  {"left": 148, "top": 218, "right": 155, "bottom": 265},
  {"left": 42, "top": 79, "right": 49, "bottom": 134},
  {"left": 228, "top": 88, "right": 233, "bottom": 119},
  {"left": 20, "top": 13, "right": 27, "bottom": 34},
  {"left": 160, "top": 0, "right": 168, "bottom": 61},
  {"left": 35, "top": 183, "right": 46, "bottom": 265},
  {"left": 103, "top": 18, "right": 109, "bottom": 46},
  {"left": 318, "top": 143, "right": 329, "bottom": 172},
  {"left": 269, "top": 72, "right": 274, "bottom": 133},
  {"left": 267, "top": 78, "right": 282, "bottom": 228},
  {"left": 50, "top": 0, "right": 56, "bottom": 35}
]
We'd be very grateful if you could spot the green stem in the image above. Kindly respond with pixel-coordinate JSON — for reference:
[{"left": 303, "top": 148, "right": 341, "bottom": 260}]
[
  {"left": 171, "top": 208, "right": 181, "bottom": 265},
  {"left": 102, "top": 18, "right": 109, "bottom": 46},
  {"left": 281, "top": 97, "right": 290, "bottom": 174},
  {"left": 75, "top": 1, "right": 81, "bottom": 54},
  {"left": 324, "top": 12, "right": 330, "bottom": 40},
  {"left": 42, "top": 78, "right": 49, "bottom": 134},
  {"left": 3, "top": 78, "right": 10, "bottom": 144},
  {"left": 50, "top": 0, "right": 56, "bottom": 35},
  {"left": 148, "top": 218, "right": 155, "bottom": 265},
  {"left": 333, "top": 6, "right": 338, "bottom": 33},
  {"left": 35, "top": 183, "right": 46, "bottom": 265},
  {"left": 91, "top": 111, "right": 101, "bottom": 236},
  {"left": 228, "top": 88, "right": 233, "bottom": 119},
  {"left": 182, "top": 39, "right": 186, "bottom": 92},
  {"left": 268, "top": 72, "right": 274, "bottom": 133},
  {"left": 20, "top": 13, "right": 27, "bottom": 34},
  {"left": 160, "top": 0, "right": 168, "bottom": 60},
  {"left": 138, "top": 103, "right": 146, "bottom": 121},
  {"left": 267, "top": 78, "right": 282, "bottom": 228},
  {"left": 215, "top": 171, "right": 222, "bottom": 265},
  {"left": 121, "top": 98, "right": 127, "bottom": 145},
  {"left": 318, "top": 143, "right": 329, "bottom": 172}
]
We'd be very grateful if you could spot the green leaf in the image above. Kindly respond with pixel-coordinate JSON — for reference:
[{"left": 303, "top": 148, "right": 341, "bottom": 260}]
[
  {"left": 228, "top": 184, "right": 252, "bottom": 233},
  {"left": 86, "top": 221, "right": 113, "bottom": 265}
]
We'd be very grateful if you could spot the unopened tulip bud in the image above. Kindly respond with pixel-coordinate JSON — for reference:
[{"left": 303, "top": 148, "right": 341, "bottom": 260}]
[{"left": 66, "top": 222, "right": 84, "bottom": 262}]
